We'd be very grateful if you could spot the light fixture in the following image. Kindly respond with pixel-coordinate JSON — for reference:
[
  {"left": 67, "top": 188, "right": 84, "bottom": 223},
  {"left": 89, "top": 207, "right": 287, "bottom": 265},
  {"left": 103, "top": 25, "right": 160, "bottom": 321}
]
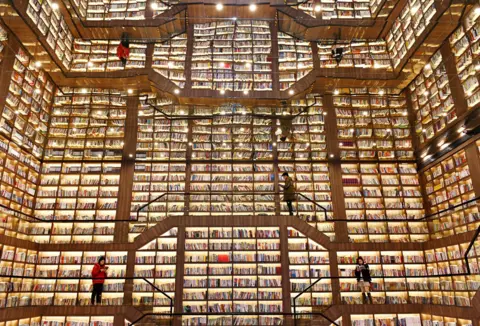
[
  {"left": 457, "top": 126, "right": 466, "bottom": 134},
  {"left": 422, "top": 128, "right": 427, "bottom": 133},
  {"left": 34, "top": 61, "right": 42, "bottom": 68},
  {"left": 373, "top": 62, "right": 380, "bottom": 69},
  {"left": 242, "top": 111, "right": 246, "bottom": 115},
  {"left": 249, "top": 4, "right": 257, "bottom": 11},
  {"left": 221, "top": 110, "right": 225, "bottom": 115},
  {"left": 329, "top": 154, "right": 334, "bottom": 158},
  {"left": 423, "top": 90, "right": 429, "bottom": 96},
  {"left": 323, "top": 112, "right": 327, "bottom": 116},
  {"left": 314, "top": 4, "right": 321, "bottom": 12},
  {"left": 239, "top": 142, "right": 243, "bottom": 146},
  {"left": 272, "top": 142, "right": 276, "bottom": 146},
  {"left": 219, "top": 62, "right": 225, "bottom": 68},
  {"left": 216, "top": 3, "right": 223, "bottom": 11},
  {"left": 306, "top": 142, "right": 310, "bottom": 146},
  {"left": 151, "top": 2, "right": 158, "bottom": 10},
  {"left": 87, "top": 61, "right": 93, "bottom": 67},
  {"left": 379, "top": 89, "right": 385, "bottom": 95},
  {"left": 168, "top": 61, "right": 174, "bottom": 68},
  {"left": 82, "top": 88, "right": 88, "bottom": 94},
  {"left": 128, "top": 89, "right": 133, "bottom": 94},
  {"left": 128, "top": 154, "right": 133, "bottom": 158},
  {"left": 220, "top": 89, "right": 225, "bottom": 95},
  {"left": 192, "top": 154, "right": 196, "bottom": 158},
  {"left": 240, "top": 127, "right": 245, "bottom": 132},
  {"left": 232, "top": 17, "right": 237, "bottom": 21},
  {"left": 350, "top": 128, "right": 354, "bottom": 132},
  {"left": 174, "top": 89, "right": 180, "bottom": 94},
  {"left": 179, "top": 110, "right": 185, "bottom": 115},
  {"left": 334, "top": 89, "right": 339, "bottom": 95},
  {"left": 245, "top": 62, "right": 251, "bottom": 69},
  {"left": 440, "top": 142, "right": 449, "bottom": 150},
  {"left": 420, "top": 152, "right": 428, "bottom": 158},
  {"left": 243, "top": 90, "right": 249, "bottom": 95},
  {"left": 51, "top": 2, "right": 59, "bottom": 10},
  {"left": 288, "top": 90, "right": 294, "bottom": 95},
  {"left": 424, "top": 154, "right": 432, "bottom": 161}
]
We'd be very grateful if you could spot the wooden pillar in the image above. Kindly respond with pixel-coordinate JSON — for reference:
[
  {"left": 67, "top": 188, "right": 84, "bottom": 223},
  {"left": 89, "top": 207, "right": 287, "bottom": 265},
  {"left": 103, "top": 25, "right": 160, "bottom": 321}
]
[
  {"left": 464, "top": 142, "right": 480, "bottom": 197},
  {"left": 328, "top": 251, "right": 341, "bottom": 305},
  {"left": 270, "top": 20, "right": 280, "bottom": 93},
  {"left": 323, "top": 94, "right": 349, "bottom": 242},
  {"left": 440, "top": 43, "right": 468, "bottom": 117},
  {"left": 280, "top": 224, "right": 292, "bottom": 313},
  {"left": 174, "top": 226, "right": 186, "bottom": 314},
  {"left": 114, "top": 96, "right": 139, "bottom": 243},
  {"left": 123, "top": 248, "right": 136, "bottom": 306},
  {"left": 184, "top": 24, "right": 194, "bottom": 91}
]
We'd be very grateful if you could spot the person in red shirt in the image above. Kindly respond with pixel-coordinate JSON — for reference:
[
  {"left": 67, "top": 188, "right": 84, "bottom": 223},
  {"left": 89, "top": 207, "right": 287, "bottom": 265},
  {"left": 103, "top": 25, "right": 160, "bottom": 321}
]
[{"left": 91, "top": 256, "right": 108, "bottom": 305}]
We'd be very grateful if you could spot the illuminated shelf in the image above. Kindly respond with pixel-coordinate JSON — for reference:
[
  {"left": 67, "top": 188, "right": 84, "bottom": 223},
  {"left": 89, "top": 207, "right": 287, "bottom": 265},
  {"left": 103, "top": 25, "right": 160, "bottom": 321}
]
[
  {"left": 278, "top": 32, "right": 313, "bottom": 91},
  {"left": 291, "top": 0, "right": 383, "bottom": 19},
  {"left": 153, "top": 33, "right": 187, "bottom": 88}
]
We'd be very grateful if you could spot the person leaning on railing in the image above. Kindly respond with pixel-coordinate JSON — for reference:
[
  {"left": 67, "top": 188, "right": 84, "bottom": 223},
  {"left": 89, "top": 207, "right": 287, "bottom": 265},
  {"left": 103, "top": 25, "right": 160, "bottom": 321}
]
[{"left": 282, "top": 172, "right": 296, "bottom": 216}]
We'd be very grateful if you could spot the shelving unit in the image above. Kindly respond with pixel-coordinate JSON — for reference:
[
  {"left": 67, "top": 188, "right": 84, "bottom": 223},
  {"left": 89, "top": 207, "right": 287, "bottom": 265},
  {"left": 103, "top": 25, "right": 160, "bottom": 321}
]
[
  {"left": 26, "top": 0, "right": 73, "bottom": 69},
  {"left": 287, "top": 227, "right": 332, "bottom": 318},
  {"left": 409, "top": 50, "right": 455, "bottom": 144},
  {"left": 423, "top": 149, "right": 478, "bottom": 239},
  {"left": 192, "top": 20, "right": 273, "bottom": 92},
  {"left": 386, "top": 0, "right": 437, "bottom": 68},
  {"left": 133, "top": 228, "right": 178, "bottom": 315},
  {"left": 153, "top": 33, "right": 187, "bottom": 88},
  {"left": 334, "top": 89, "right": 413, "bottom": 160},
  {"left": 449, "top": 6, "right": 480, "bottom": 109},
  {"left": 71, "top": 0, "right": 147, "bottom": 21},
  {"left": 317, "top": 40, "right": 392, "bottom": 70},
  {"left": 292, "top": 0, "right": 382, "bottom": 19},
  {"left": 45, "top": 88, "right": 126, "bottom": 160},
  {"left": 278, "top": 32, "right": 313, "bottom": 91},
  {"left": 350, "top": 313, "right": 473, "bottom": 325},
  {"left": 341, "top": 162, "right": 427, "bottom": 242},
  {"left": 182, "top": 227, "right": 283, "bottom": 326}
]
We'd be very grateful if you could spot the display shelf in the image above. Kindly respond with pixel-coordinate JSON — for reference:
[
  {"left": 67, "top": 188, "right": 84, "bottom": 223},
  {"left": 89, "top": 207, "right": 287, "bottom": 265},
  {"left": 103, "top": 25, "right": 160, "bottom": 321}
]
[
  {"left": 449, "top": 6, "right": 480, "bottom": 109},
  {"left": 182, "top": 227, "right": 282, "bottom": 326},
  {"left": 291, "top": 0, "right": 383, "bottom": 19},
  {"left": 45, "top": 88, "right": 126, "bottom": 160},
  {"left": 287, "top": 227, "right": 332, "bottom": 319},
  {"left": 351, "top": 313, "right": 473, "bottom": 325},
  {"left": 386, "top": 0, "right": 436, "bottom": 68},
  {"left": 317, "top": 40, "right": 392, "bottom": 71},
  {"left": 1, "top": 47, "right": 54, "bottom": 159},
  {"left": 71, "top": 0, "right": 147, "bottom": 21},
  {"left": 26, "top": 0, "right": 73, "bottom": 69},
  {"left": 423, "top": 149, "right": 478, "bottom": 239},
  {"left": 153, "top": 33, "right": 187, "bottom": 88},
  {"left": 0, "top": 316, "right": 116, "bottom": 326},
  {"left": 133, "top": 228, "right": 178, "bottom": 314},
  {"left": 334, "top": 89, "right": 413, "bottom": 160},
  {"left": 278, "top": 32, "right": 313, "bottom": 91},
  {"left": 409, "top": 49, "right": 455, "bottom": 144},
  {"left": 129, "top": 164, "right": 185, "bottom": 242},
  {"left": 192, "top": 20, "right": 273, "bottom": 92},
  {"left": 279, "top": 164, "right": 334, "bottom": 239},
  {"left": 188, "top": 163, "right": 275, "bottom": 217},
  {"left": 34, "top": 162, "right": 121, "bottom": 243},
  {"left": 341, "top": 162, "right": 427, "bottom": 243}
]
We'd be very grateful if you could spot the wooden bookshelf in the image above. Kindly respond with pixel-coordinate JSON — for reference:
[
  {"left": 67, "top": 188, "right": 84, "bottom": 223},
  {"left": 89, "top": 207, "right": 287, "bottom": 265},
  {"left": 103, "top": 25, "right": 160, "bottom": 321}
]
[
  {"left": 0, "top": 316, "right": 115, "bottom": 326},
  {"left": 334, "top": 89, "right": 413, "bottom": 161},
  {"left": 409, "top": 49, "right": 456, "bottom": 145},
  {"left": 152, "top": 33, "right": 187, "bottom": 89},
  {"left": 449, "top": 6, "right": 480, "bottom": 109},
  {"left": 278, "top": 32, "right": 313, "bottom": 91},
  {"left": 291, "top": 0, "right": 382, "bottom": 19},
  {"left": 341, "top": 162, "right": 427, "bottom": 243},
  {"left": 423, "top": 148, "right": 478, "bottom": 239},
  {"left": 351, "top": 313, "right": 474, "bottom": 325},
  {"left": 71, "top": 0, "right": 147, "bottom": 21},
  {"left": 181, "top": 226, "right": 283, "bottom": 326}
]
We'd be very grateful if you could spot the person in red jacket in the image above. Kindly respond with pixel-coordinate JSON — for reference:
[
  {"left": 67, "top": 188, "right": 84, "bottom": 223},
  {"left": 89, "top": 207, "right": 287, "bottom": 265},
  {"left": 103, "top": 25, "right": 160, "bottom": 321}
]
[{"left": 91, "top": 256, "right": 108, "bottom": 305}]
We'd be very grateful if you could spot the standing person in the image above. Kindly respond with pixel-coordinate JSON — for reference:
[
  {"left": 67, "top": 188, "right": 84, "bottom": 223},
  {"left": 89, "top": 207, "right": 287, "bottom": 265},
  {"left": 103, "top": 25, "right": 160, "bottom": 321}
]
[
  {"left": 282, "top": 172, "right": 296, "bottom": 216},
  {"left": 355, "top": 257, "right": 372, "bottom": 304},
  {"left": 91, "top": 256, "right": 108, "bottom": 305}
]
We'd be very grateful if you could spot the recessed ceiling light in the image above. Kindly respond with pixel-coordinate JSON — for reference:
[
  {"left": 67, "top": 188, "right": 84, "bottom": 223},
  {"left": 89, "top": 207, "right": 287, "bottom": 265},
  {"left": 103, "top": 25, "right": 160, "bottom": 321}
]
[
  {"left": 174, "top": 89, "right": 180, "bottom": 94},
  {"left": 51, "top": 2, "right": 59, "bottom": 10},
  {"left": 151, "top": 2, "right": 158, "bottom": 10},
  {"left": 314, "top": 4, "right": 321, "bottom": 12},
  {"left": 329, "top": 154, "right": 334, "bottom": 158},
  {"left": 35, "top": 61, "right": 42, "bottom": 68},
  {"left": 128, "top": 154, "right": 133, "bottom": 158},
  {"left": 379, "top": 90, "right": 385, "bottom": 95},
  {"left": 188, "top": 142, "right": 192, "bottom": 146},
  {"left": 272, "top": 142, "right": 276, "bottom": 146},
  {"left": 232, "top": 17, "right": 237, "bottom": 21},
  {"left": 220, "top": 89, "right": 225, "bottom": 95},
  {"left": 128, "top": 89, "right": 133, "bottom": 94},
  {"left": 334, "top": 90, "right": 339, "bottom": 95},
  {"left": 289, "top": 90, "right": 294, "bottom": 95},
  {"left": 82, "top": 89, "right": 88, "bottom": 94},
  {"left": 457, "top": 126, "right": 466, "bottom": 133},
  {"left": 179, "top": 110, "right": 185, "bottom": 115},
  {"left": 216, "top": 3, "right": 223, "bottom": 11},
  {"left": 243, "top": 90, "right": 249, "bottom": 95},
  {"left": 249, "top": 4, "right": 257, "bottom": 11}
]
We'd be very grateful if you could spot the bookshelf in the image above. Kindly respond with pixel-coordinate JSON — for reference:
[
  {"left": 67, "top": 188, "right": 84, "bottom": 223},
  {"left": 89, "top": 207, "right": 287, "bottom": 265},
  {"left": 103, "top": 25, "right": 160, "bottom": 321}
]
[
  {"left": 45, "top": 88, "right": 126, "bottom": 161},
  {"left": 34, "top": 161, "right": 121, "bottom": 244},
  {"left": 133, "top": 228, "right": 178, "bottom": 315},
  {"left": 317, "top": 40, "right": 392, "bottom": 71},
  {"left": 71, "top": 0, "right": 147, "bottom": 21},
  {"left": 449, "top": 6, "right": 480, "bottom": 109},
  {"left": 1, "top": 48, "right": 54, "bottom": 159},
  {"left": 334, "top": 89, "right": 413, "bottom": 161},
  {"left": 0, "top": 244, "right": 126, "bottom": 306},
  {"left": 292, "top": 0, "right": 382, "bottom": 19},
  {"left": 182, "top": 226, "right": 283, "bottom": 326},
  {"left": 350, "top": 313, "right": 473, "bottom": 325},
  {"left": 278, "top": 32, "right": 313, "bottom": 91},
  {"left": 287, "top": 227, "right": 332, "bottom": 318},
  {"left": 192, "top": 20, "right": 273, "bottom": 92},
  {"left": 153, "top": 33, "right": 187, "bottom": 88},
  {"left": 341, "top": 162, "right": 427, "bottom": 243},
  {"left": 26, "top": 0, "right": 73, "bottom": 69},
  {"left": 0, "top": 316, "right": 116, "bottom": 326},
  {"left": 423, "top": 149, "right": 478, "bottom": 239},
  {"left": 409, "top": 49, "right": 455, "bottom": 144},
  {"left": 386, "top": 0, "right": 437, "bottom": 68}
]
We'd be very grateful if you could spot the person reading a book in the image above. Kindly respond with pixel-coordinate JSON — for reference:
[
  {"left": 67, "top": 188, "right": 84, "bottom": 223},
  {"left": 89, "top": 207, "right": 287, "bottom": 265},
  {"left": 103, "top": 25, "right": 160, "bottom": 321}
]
[
  {"left": 355, "top": 257, "right": 372, "bottom": 304},
  {"left": 282, "top": 172, "right": 295, "bottom": 216},
  {"left": 91, "top": 256, "right": 108, "bottom": 305}
]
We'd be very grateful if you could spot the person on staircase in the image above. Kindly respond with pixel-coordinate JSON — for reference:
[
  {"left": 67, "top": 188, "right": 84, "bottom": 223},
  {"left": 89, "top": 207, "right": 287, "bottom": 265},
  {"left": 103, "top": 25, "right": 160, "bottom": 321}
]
[
  {"left": 91, "top": 256, "right": 108, "bottom": 305},
  {"left": 355, "top": 257, "right": 373, "bottom": 304},
  {"left": 282, "top": 172, "right": 296, "bottom": 216}
]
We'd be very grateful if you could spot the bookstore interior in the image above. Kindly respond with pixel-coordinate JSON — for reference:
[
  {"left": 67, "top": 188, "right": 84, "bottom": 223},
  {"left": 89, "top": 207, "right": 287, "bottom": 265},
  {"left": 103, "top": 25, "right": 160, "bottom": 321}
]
[{"left": 1, "top": 0, "right": 480, "bottom": 325}]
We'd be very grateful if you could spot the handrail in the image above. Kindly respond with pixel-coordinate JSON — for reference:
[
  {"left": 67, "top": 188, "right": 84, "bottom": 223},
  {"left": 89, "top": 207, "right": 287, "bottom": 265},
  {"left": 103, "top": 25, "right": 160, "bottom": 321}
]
[{"left": 293, "top": 224, "right": 480, "bottom": 326}]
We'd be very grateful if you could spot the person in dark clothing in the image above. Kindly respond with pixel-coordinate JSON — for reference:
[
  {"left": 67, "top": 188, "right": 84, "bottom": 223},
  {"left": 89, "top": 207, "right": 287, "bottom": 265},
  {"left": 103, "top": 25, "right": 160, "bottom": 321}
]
[
  {"left": 91, "top": 256, "right": 108, "bottom": 305},
  {"left": 282, "top": 172, "right": 296, "bottom": 215},
  {"left": 355, "top": 257, "right": 373, "bottom": 304}
]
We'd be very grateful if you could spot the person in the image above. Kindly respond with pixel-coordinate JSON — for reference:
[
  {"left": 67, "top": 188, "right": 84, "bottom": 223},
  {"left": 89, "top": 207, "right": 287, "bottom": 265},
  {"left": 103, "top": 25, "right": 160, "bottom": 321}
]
[
  {"left": 355, "top": 257, "right": 372, "bottom": 304},
  {"left": 282, "top": 172, "right": 295, "bottom": 215},
  {"left": 91, "top": 256, "right": 108, "bottom": 305}
]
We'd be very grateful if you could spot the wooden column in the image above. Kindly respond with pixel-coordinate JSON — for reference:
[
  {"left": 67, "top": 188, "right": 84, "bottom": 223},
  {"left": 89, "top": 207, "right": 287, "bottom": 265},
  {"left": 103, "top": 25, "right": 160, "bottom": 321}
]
[
  {"left": 174, "top": 226, "right": 186, "bottom": 314},
  {"left": 464, "top": 142, "right": 480, "bottom": 197},
  {"left": 323, "top": 94, "right": 349, "bottom": 242},
  {"left": 122, "top": 248, "right": 136, "bottom": 306},
  {"left": 328, "top": 251, "right": 341, "bottom": 305},
  {"left": 270, "top": 20, "right": 280, "bottom": 94},
  {"left": 184, "top": 24, "right": 194, "bottom": 91},
  {"left": 114, "top": 96, "right": 139, "bottom": 243},
  {"left": 440, "top": 43, "right": 468, "bottom": 117},
  {"left": 280, "top": 224, "right": 292, "bottom": 313},
  {"left": 113, "top": 313, "right": 125, "bottom": 326}
]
